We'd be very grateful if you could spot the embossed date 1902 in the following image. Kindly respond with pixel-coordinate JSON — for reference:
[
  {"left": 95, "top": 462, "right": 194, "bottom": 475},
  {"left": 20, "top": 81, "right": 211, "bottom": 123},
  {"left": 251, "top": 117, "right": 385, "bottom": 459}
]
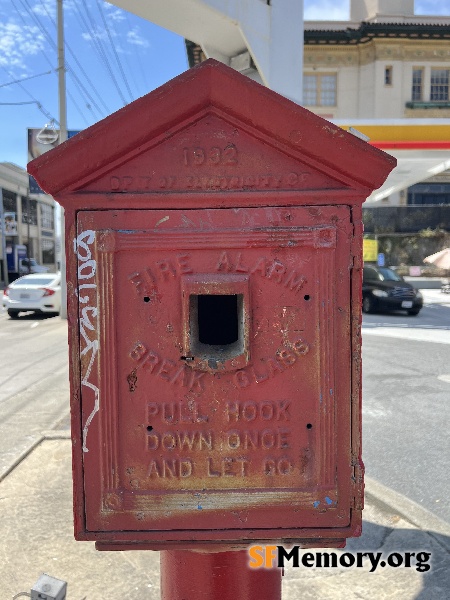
[{"left": 183, "top": 145, "right": 238, "bottom": 167}]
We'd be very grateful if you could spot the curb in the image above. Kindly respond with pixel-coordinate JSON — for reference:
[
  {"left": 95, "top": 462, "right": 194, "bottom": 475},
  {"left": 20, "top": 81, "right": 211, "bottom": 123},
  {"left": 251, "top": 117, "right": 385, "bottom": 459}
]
[
  {"left": 2, "top": 435, "right": 449, "bottom": 552},
  {"left": 365, "top": 476, "right": 450, "bottom": 551},
  {"left": 0, "top": 431, "right": 71, "bottom": 484},
  {"left": 0, "top": 408, "right": 71, "bottom": 484},
  {"left": 0, "top": 437, "right": 44, "bottom": 484}
]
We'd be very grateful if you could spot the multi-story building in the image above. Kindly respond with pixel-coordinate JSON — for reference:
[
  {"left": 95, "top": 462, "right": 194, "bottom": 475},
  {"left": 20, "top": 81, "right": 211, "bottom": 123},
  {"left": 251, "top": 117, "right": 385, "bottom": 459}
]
[
  {"left": 304, "top": 0, "right": 450, "bottom": 121},
  {"left": 185, "top": 0, "right": 450, "bottom": 213},
  {"left": 1, "top": 162, "right": 57, "bottom": 283},
  {"left": 304, "top": 0, "right": 450, "bottom": 213}
]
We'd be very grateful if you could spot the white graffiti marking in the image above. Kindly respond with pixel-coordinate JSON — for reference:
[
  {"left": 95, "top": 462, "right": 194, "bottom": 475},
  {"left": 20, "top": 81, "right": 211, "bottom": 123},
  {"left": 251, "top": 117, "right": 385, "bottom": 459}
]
[{"left": 74, "top": 230, "right": 99, "bottom": 453}]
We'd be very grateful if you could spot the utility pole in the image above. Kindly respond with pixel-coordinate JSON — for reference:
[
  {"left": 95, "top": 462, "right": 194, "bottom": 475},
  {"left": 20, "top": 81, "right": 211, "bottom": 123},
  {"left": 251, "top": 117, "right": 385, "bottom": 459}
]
[
  {"left": 57, "top": 0, "right": 68, "bottom": 319},
  {"left": 0, "top": 189, "right": 9, "bottom": 287},
  {"left": 26, "top": 195, "right": 31, "bottom": 273}
]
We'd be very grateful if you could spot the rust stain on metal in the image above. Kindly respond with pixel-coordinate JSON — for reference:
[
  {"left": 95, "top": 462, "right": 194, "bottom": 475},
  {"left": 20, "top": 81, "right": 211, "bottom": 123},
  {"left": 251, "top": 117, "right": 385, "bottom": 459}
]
[{"left": 127, "top": 369, "right": 138, "bottom": 392}]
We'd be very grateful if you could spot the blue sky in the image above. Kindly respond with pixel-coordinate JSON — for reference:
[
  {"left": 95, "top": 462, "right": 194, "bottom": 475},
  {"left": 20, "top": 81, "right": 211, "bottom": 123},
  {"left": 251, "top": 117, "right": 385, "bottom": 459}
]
[{"left": 0, "top": 0, "right": 448, "bottom": 168}]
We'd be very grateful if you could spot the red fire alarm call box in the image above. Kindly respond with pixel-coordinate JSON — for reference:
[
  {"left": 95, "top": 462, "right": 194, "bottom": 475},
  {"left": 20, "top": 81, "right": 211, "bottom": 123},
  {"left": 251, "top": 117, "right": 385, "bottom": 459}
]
[{"left": 28, "top": 60, "right": 396, "bottom": 550}]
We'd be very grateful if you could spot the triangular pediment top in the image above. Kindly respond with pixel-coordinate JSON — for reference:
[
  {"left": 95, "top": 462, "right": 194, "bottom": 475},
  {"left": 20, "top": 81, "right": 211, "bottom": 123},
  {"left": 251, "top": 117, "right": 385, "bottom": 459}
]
[
  {"left": 72, "top": 110, "right": 354, "bottom": 195},
  {"left": 28, "top": 59, "right": 396, "bottom": 198}
]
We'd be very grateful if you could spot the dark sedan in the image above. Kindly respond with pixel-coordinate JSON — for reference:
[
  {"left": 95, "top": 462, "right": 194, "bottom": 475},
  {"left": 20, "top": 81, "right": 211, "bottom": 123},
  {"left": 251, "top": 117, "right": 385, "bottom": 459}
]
[{"left": 362, "top": 265, "right": 423, "bottom": 316}]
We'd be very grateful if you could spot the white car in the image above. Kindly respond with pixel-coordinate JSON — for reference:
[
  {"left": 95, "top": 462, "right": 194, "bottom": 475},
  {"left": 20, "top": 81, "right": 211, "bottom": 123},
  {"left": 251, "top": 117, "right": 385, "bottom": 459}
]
[{"left": 2, "top": 273, "right": 61, "bottom": 318}]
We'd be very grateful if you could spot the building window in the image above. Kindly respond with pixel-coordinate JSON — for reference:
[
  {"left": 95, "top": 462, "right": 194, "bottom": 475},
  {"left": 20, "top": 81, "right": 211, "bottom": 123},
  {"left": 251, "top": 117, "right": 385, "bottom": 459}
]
[
  {"left": 412, "top": 68, "right": 423, "bottom": 101},
  {"left": 41, "top": 239, "right": 55, "bottom": 264},
  {"left": 303, "top": 73, "right": 337, "bottom": 106},
  {"left": 41, "top": 203, "right": 54, "bottom": 229},
  {"left": 2, "top": 189, "right": 17, "bottom": 213},
  {"left": 430, "top": 69, "right": 449, "bottom": 102},
  {"left": 384, "top": 66, "right": 393, "bottom": 86},
  {"left": 21, "top": 197, "right": 37, "bottom": 225},
  {"left": 408, "top": 182, "right": 450, "bottom": 205}
]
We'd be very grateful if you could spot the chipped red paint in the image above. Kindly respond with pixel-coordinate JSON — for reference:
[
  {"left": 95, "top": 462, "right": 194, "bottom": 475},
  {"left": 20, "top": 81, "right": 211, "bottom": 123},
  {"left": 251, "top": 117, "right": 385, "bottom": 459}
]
[{"left": 28, "top": 60, "right": 395, "bottom": 552}]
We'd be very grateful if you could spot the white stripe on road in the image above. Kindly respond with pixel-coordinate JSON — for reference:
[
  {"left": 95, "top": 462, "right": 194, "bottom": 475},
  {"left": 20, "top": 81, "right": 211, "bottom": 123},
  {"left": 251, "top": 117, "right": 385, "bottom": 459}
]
[{"left": 363, "top": 327, "right": 450, "bottom": 344}]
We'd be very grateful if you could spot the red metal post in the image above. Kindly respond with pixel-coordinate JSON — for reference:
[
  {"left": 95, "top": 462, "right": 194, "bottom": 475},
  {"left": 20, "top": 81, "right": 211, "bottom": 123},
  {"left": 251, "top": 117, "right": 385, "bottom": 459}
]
[{"left": 160, "top": 549, "right": 282, "bottom": 600}]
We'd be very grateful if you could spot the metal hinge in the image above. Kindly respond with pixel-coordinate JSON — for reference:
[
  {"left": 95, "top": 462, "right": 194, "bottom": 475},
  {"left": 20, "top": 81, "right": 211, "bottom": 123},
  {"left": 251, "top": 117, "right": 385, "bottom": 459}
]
[{"left": 351, "top": 458, "right": 365, "bottom": 510}]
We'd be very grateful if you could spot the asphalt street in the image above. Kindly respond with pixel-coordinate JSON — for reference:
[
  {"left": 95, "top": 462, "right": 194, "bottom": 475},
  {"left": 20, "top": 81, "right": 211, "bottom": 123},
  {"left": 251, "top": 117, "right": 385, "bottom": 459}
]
[
  {"left": 361, "top": 289, "right": 450, "bottom": 523},
  {"left": 0, "top": 288, "right": 449, "bottom": 599},
  {"left": 362, "top": 289, "right": 450, "bottom": 343},
  {"left": 362, "top": 335, "right": 450, "bottom": 522}
]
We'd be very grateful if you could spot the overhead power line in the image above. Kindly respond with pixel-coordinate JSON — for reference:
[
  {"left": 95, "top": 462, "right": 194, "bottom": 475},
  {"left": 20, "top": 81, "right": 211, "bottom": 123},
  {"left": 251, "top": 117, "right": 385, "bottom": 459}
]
[
  {"left": 10, "top": 0, "right": 94, "bottom": 124},
  {"left": 77, "top": 0, "right": 129, "bottom": 106},
  {"left": 0, "top": 99, "right": 60, "bottom": 125},
  {"left": 0, "top": 70, "right": 53, "bottom": 88},
  {"left": 124, "top": 12, "right": 149, "bottom": 97},
  {"left": 8, "top": 0, "right": 145, "bottom": 126},
  {"left": 34, "top": 0, "right": 109, "bottom": 116},
  {"left": 15, "top": 0, "right": 109, "bottom": 118},
  {"left": 0, "top": 65, "right": 58, "bottom": 123},
  {"left": 96, "top": 0, "right": 134, "bottom": 103}
]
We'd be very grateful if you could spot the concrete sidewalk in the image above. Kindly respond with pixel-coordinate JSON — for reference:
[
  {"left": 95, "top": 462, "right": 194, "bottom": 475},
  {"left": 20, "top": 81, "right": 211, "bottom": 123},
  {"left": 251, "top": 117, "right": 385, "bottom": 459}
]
[{"left": 1, "top": 431, "right": 449, "bottom": 599}]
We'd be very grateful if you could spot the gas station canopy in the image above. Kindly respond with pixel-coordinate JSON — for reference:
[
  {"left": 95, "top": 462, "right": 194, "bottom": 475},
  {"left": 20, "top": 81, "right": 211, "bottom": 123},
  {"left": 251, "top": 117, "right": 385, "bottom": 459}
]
[{"left": 335, "top": 121, "right": 450, "bottom": 202}]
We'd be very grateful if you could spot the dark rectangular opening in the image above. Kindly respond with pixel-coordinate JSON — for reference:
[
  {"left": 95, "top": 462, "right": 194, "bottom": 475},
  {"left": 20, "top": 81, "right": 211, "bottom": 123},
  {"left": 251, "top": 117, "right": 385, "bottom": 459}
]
[
  {"left": 188, "top": 293, "right": 245, "bottom": 363},
  {"left": 197, "top": 294, "right": 239, "bottom": 346}
]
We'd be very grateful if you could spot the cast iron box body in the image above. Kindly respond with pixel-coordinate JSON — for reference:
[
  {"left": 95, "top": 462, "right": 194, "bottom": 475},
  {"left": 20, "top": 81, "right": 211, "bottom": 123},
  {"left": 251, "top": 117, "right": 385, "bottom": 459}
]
[{"left": 28, "top": 60, "right": 396, "bottom": 550}]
